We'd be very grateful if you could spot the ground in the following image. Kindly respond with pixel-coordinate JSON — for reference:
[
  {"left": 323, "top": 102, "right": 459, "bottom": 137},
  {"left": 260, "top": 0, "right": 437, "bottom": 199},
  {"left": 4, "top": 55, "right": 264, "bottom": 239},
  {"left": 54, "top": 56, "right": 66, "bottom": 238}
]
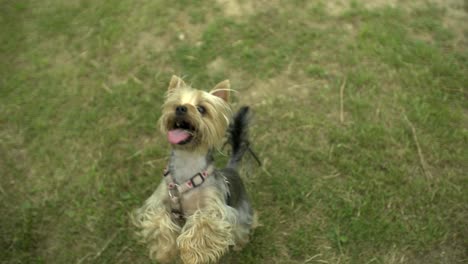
[{"left": 0, "top": 0, "right": 467, "bottom": 263}]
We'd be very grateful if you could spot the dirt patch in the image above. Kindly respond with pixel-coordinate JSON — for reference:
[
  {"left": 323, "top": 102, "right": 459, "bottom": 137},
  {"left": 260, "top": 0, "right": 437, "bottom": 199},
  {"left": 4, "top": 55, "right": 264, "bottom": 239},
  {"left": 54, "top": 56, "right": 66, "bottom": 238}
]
[
  {"left": 134, "top": 13, "right": 207, "bottom": 55},
  {"left": 326, "top": 0, "right": 467, "bottom": 48},
  {"left": 406, "top": 0, "right": 468, "bottom": 49},
  {"left": 136, "top": 32, "right": 170, "bottom": 54},
  {"left": 207, "top": 57, "right": 228, "bottom": 73},
  {"left": 215, "top": 0, "right": 254, "bottom": 17},
  {"left": 238, "top": 70, "right": 339, "bottom": 110},
  {"left": 326, "top": 0, "right": 400, "bottom": 16},
  {"left": 438, "top": 0, "right": 468, "bottom": 49},
  {"left": 170, "top": 13, "right": 208, "bottom": 44},
  {"left": 325, "top": 0, "right": 465, "bottom": 16},
  {"left": 324, "top": 0, "right": 438, "bottom": 16}
]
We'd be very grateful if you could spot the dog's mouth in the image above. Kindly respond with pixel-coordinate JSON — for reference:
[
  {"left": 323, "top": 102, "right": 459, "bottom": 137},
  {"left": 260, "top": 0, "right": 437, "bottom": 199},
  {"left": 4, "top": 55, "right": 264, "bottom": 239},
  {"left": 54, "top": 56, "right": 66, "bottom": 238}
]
[{"left": 167, "top": 119, "right": 196, "bottom": 145}]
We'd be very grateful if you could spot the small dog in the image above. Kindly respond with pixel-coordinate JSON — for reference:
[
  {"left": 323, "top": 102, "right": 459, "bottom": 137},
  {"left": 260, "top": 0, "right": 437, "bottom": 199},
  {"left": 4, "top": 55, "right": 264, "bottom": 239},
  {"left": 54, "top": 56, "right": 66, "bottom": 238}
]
[{"left": 133, "top": 75, "right": 257, "bottom": 263}]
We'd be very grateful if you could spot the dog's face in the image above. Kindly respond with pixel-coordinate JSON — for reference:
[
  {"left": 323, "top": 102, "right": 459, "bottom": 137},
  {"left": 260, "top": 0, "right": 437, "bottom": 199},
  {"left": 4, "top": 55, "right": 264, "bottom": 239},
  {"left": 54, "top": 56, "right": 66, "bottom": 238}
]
[{"left": 159, "top": 76, "right": 231, "bottom": 152}]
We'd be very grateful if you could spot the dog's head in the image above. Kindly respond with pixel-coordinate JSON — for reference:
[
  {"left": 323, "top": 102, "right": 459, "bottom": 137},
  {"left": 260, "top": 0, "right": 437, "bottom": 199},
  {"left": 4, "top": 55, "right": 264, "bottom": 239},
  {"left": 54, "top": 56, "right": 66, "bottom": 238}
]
[{"left": 159, "top": 75, "right": 231, "bottom": 152}]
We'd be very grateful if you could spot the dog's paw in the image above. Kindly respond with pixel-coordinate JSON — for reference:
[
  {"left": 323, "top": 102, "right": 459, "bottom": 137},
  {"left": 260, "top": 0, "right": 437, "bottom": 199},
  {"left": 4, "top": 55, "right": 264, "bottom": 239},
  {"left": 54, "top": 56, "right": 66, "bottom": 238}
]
[{"left": 177, "top": 217, "right": 233, "bottom": 263}]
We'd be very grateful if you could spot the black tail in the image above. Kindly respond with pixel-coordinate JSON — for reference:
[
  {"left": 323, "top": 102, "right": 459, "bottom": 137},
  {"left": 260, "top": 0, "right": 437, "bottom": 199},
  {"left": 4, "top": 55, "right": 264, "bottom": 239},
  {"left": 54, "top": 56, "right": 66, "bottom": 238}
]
[{"left": 226, "top": 106, "right": 261, "bottom": 169}]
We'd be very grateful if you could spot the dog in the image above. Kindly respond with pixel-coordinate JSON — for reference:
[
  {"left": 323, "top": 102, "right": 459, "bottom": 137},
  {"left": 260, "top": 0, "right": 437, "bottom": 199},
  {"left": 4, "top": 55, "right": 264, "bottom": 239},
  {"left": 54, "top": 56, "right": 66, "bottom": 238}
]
[{"left": 133, "top": 75, "right": 257, "bottom": 263}]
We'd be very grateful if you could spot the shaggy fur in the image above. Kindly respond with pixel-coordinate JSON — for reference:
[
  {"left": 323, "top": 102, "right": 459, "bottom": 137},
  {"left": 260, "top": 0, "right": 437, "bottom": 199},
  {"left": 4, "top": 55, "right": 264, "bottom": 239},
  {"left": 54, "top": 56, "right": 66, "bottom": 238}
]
[
  {"left": 133, "top": 75, "right": 256, "bottom": 264},
  {"left": 133, "top": 183, "right": 181, "bottom": 262},
  {"left": 177, "top": 188, "right": 237, "bottom": 263},
  {"left": 159, "top": 78, "right": 231, "bottom": 153}
]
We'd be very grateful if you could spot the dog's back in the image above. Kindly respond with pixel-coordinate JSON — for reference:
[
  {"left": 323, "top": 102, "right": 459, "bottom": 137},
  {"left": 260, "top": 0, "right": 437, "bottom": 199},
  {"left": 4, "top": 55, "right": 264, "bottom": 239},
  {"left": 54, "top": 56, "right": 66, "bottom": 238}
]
[
  {"left": 222, "top": 107, "right": 257, "bottom": 249},
  {"left": 224, "top": 106, "right": 253, "bottom": 210}
]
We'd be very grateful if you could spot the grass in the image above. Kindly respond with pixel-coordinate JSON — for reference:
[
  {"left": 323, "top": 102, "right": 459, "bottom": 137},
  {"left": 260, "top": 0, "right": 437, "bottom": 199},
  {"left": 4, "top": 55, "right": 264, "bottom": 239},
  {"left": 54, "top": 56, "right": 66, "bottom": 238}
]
[{"left": 1, "top": 0, "right": 467, "bottom": 263}]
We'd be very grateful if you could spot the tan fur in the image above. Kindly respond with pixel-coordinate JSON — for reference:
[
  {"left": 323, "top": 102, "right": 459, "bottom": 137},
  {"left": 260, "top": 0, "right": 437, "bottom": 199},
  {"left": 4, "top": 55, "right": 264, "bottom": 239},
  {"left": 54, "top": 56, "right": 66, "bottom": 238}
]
[
  {"left": 177, "top": 188, "right": 237, "bottom": 263},
  {"left": 134, "top": 185, "right": 252, "bottom": 263},
  {"left": 159, "top": 80, "right": 231, "bottom": 152},
  {"left": 179, "top": 186, "right": 209, "bottom": 215},
  {"left": 168, "top": 75, "right": 187, "bottom": 92},
  {"left": 132, "top": 183, "right": 181, "bottom": 263}
]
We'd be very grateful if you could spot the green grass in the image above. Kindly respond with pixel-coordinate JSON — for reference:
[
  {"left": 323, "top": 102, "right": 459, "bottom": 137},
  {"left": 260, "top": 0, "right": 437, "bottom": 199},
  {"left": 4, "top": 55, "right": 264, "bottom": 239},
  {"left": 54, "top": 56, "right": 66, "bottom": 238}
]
[{"left": 1, "top": 0, "right": 467, "bottom": 263}]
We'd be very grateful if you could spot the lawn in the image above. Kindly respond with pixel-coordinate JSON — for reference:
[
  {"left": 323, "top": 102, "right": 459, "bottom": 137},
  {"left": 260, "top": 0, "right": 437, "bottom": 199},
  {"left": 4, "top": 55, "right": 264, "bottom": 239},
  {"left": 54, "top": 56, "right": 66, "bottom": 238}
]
[{"left": 1, "top": 0, "right": 467, "bottom": 263}]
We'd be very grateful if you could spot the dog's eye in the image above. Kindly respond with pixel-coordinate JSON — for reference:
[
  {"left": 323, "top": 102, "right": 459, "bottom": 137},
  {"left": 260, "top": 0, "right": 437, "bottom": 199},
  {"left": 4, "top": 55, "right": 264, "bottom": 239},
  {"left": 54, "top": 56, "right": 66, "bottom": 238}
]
[{"left": 197, "top": 105, "right": 206, "bottom": 114}]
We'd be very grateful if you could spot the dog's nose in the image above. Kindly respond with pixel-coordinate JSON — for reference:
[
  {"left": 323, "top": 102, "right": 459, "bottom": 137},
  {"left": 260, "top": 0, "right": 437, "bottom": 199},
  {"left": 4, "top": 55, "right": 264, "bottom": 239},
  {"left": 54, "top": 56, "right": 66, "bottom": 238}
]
[{"left": 176, "top": 105, "right": 187, "bottom": 116}]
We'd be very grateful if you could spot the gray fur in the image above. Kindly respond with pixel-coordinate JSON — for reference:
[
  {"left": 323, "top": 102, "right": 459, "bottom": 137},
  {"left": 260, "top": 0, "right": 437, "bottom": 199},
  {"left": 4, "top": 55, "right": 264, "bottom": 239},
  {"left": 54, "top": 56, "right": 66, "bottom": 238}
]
[
  {"left": 168, "top": 149, "right": 254, "bottom": 229},
  {"left": 220, "top": 168, "right": 254, "bottom": 229}
]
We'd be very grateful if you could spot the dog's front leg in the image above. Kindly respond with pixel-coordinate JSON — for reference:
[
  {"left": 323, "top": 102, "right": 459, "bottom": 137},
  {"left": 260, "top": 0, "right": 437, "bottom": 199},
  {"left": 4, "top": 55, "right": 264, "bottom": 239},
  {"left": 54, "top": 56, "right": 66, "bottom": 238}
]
[
  {"left": 177, "top": 190, "right": 236, "bottom": 264},
  {"left": 133, "top": 183, "right": 181, "bottom": 263}
]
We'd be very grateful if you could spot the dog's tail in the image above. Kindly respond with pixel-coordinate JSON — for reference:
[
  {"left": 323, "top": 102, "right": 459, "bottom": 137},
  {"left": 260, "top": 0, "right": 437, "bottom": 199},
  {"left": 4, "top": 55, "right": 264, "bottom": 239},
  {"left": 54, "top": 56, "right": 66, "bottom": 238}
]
[{"left": 226, "top": 106, "right": 260, "bottom": 169}]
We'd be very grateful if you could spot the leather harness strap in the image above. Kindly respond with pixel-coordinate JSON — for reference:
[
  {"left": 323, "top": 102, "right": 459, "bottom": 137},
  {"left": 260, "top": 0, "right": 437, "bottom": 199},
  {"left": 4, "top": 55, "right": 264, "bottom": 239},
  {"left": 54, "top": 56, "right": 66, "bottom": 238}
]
[{"left": 163, "top": 165, "right": 214, "bottom": 223}]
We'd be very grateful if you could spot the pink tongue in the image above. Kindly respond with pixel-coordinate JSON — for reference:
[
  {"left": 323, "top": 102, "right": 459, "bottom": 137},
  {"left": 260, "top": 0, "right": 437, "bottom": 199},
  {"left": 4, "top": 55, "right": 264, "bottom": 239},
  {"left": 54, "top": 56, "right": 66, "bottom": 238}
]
[{"left": 167, "top": 129, "right": 191, "bottom": 144}]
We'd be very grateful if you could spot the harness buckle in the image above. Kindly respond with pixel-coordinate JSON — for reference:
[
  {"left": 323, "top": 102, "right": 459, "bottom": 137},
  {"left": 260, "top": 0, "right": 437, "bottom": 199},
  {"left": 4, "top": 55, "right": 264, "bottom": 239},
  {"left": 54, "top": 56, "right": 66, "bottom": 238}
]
[{"left": 190, "top": 172, "right": 205, "bottom": 187}]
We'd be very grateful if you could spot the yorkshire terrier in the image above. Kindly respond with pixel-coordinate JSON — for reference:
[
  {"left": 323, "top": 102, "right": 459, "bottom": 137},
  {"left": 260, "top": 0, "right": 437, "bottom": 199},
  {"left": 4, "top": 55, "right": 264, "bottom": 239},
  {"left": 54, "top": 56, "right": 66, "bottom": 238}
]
[{"left": 133, "top": 75, "right": 257, "bottom": 263}]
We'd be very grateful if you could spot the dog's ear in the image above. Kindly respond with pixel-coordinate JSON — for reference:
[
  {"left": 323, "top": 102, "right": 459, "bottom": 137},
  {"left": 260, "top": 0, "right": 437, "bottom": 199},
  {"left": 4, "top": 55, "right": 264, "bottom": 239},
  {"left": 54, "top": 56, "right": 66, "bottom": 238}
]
[
  {"left": 210, "top": 80, "right": 230, "bottom": 102},
  {"left": 168, "top": 75, "right": 186, "bottom": 92}
]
